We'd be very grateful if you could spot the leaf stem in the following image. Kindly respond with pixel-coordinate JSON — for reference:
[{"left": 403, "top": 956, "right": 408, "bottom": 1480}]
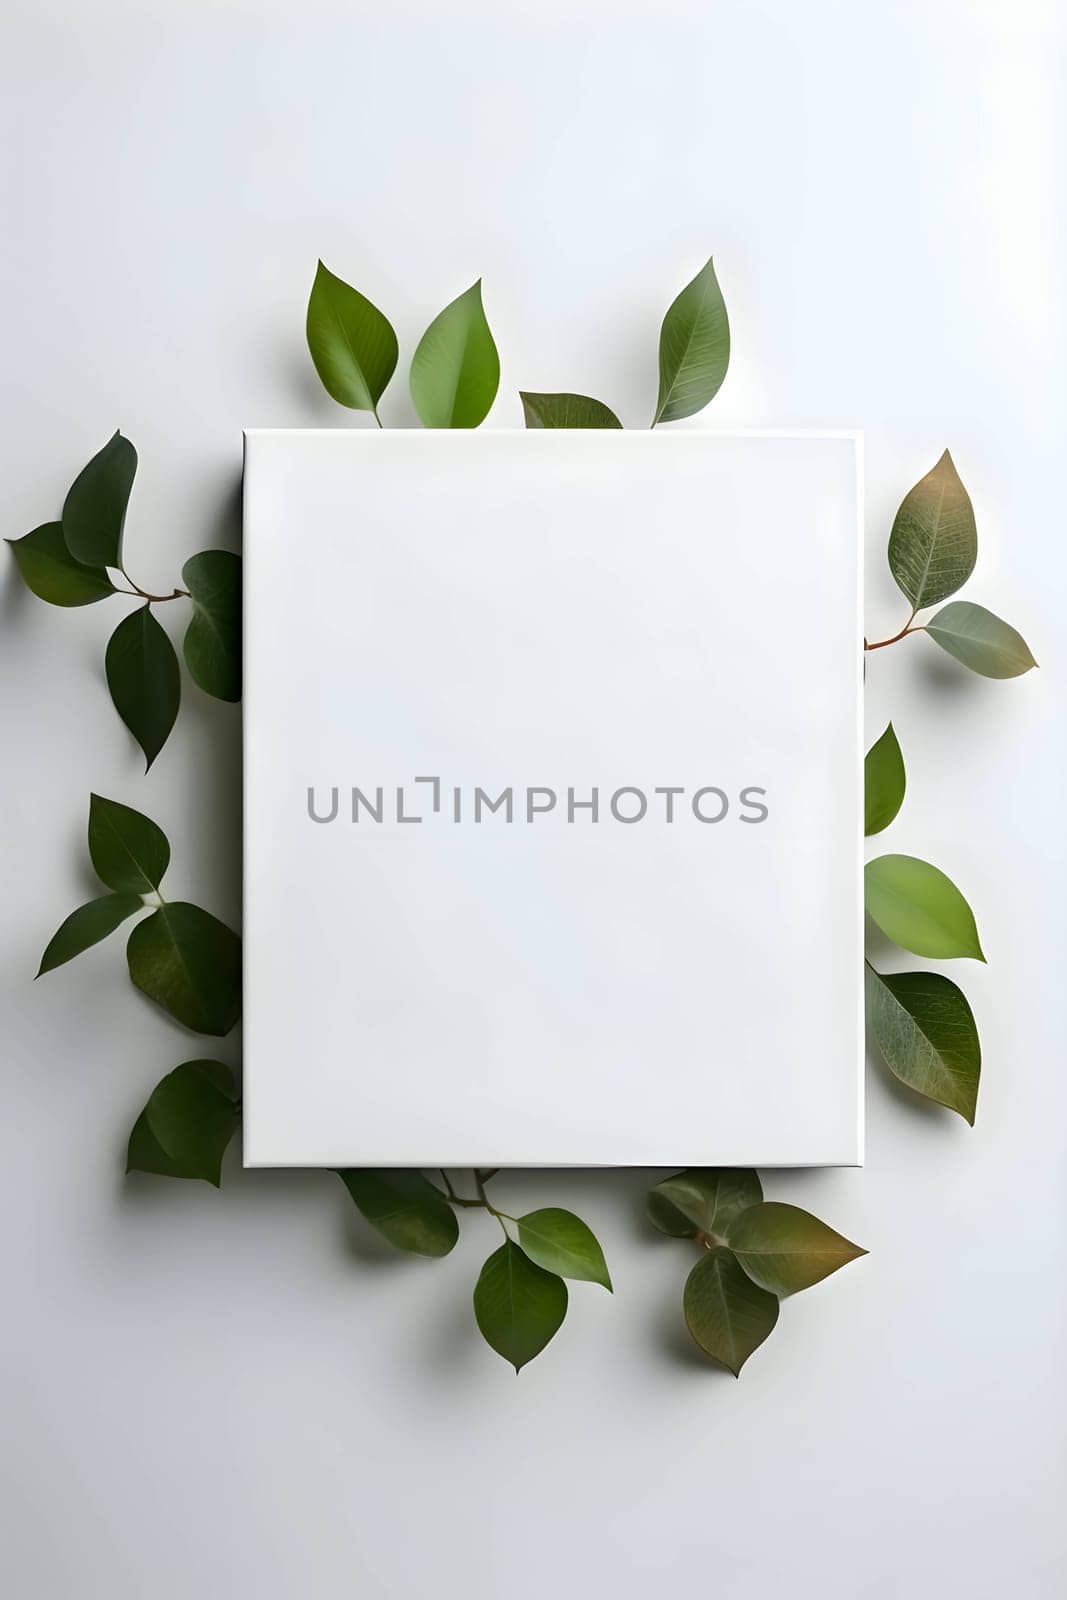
[
  {"left": 116, "top": 563, "right": 188, "bottom": 604},
  {"left": 864, "top": 612, "right": 919, "bottom": 652}
]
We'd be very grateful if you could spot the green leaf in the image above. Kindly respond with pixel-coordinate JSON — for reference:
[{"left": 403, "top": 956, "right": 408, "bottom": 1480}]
[
  {"left": 62, "top": 431, "right": 137, "bottom": 569},
  {"left": 887, "top": 450, "right": 976, "bottom": 611},
  {"left": 924, "top": 601, "right": 1038, "bottom": 679},
  {"left": 127, "top": 1060, "right": 239, "bottom": 1186},
  {"left": 652, "top": 256, "right": 730, "bottom": 425},
  {"left": 105, "top": 605, "right": 181, "bottom": 770},
  {"left": 519, "top": 392, "right": 622, "bottom": 429},
  {"left": 865, "top": 964, "right": 981, "bottom": 1122},
  {"left": 37, "top": 893, "right": 143, "bottom": 976},
  {"left": 683, "top": 1247, "right": 779, "bottom": 1376},
  {"left": 726, "top": 1202, "right": 866, "bottom": 1297},
  {"left": 646, "top": 1168, "right": 763, "bottom": 1240},
  {"left": 305, "top": 260, "right": 398, "bottom": 415},
  {"left": 182, "top": 550, "right": 241, "bottom": 702},
  {"left": 7, "top": 521, "right": 115, "bottom": 606},
  {"left": 410, "top": 280, "right": 500, "bottom": 428},
  {"left": 337, "top": 1170, "right": 458, "bottom": 1258},
  {"left": 127, "top": 902, "right": 241, "bottom": 1036},
  {"left": 864, "top": 723, "right": 906, "bottom": 837},
  {"left": 88, "top": 792, "right": 170, "bottom": 893},
  {"left": 865, "top": 854, "right": 984, "bottom": 961},
  {"left": 473, "top": 1240, "right": 567, "bottom": 1372},
  {"left": 516, "top": 1208, "right": 612, "bottom": 1290}
]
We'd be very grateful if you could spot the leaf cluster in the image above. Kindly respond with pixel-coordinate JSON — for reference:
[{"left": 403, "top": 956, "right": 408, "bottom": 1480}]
[
  {"left": 9, "top": 435, "right": 241, "bottom": 767},
  {"left": 647, "top": 1169, "right": 865, "bottom": 1374}
]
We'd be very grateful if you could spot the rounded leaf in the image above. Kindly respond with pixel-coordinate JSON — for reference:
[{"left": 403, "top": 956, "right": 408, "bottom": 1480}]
[
  {"left": 653, "top": 256, "right": 730, "bottom": 425},
  {"left": 887, "top": 450, "right": 976, "bottom": 611},
  {"left": 516, "top": 1207, "right": 612, "bottom": 1289},
  {"left": 865, "top": 854, "right": 984, "bottom": 961},
  {"left": 337, "top": 1169, "right": 458, "bottom": 1258},
  {"left": 37, "top": 893, "right": 143, "bottom": 976},
  {"left": 7, "top": 522, "right": 115, "bottom": 606},
  {"left": 127, "top": 1060, "right": 239, "bottom": 1186},
  {"left": 520, "top": 392, "right": 622, "bottom": 429},
  {"left": 864, "top": 722, "right": 906, "bottom": 836},
  {"left": 410, "top": 280, "right": 500, "bottom": 428},
  {"left": 105, "top": 605, "right": 181, "bottom": 769},
  {"left": 182, "top": 550, "right": 242, "bottom": 702},
  {"left": 88, "top": 792, "right": 170, "bottom": 893},
  {"left": 306, "top": 260, "right": 398, "bottom": 414},
  {"left": 684, "top": 1247, "right": 779, "bottom": 1375},
  {"left": 865, "top": 964, "right": 980, "bottom": 1123},
  {"left": 726, "top": 1202, "right": 866, "bottom": 1297},
  {"left": 924, "top": 601, "right": 1037, "bottom": 679},
  {"left": 127, "top": 902, "right": 242, "bottom": 1036},
  {"left": 62, "top": 431, "right": 137, "bottom": 569},
  {"left": 473, "top": 1239, "right": 567, "bottom": 1372},
  {"left": 646, "top": 1168, "right": 763, "bottom": 1240}
]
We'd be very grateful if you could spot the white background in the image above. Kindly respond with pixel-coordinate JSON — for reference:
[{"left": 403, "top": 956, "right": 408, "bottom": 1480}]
[{"left": 1, "top": 1, "right": 1063, "bottom": 1595}]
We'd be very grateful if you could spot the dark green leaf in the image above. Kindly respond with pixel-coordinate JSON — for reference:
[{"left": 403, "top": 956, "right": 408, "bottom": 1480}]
[
  {"left": 127, "top": 902, "right": 241, "bottom": 1036},
  {"left": 306, "top": 260, "right": 398, "bottom": 415},
  {"left": 887, "top": 450, "right": 976, "bottom": 611},
  {"left": 182, "top": 550, "right": 241, "bottom": 702},
  {"left": 7, "top": 522, "right": 115, "bottom": 606},
  {"left": 337, "top": 1169, "right": 458, "bottom": 1258},
  {"left": 105, "top": 605, "right": 181, "bottom": 769},
  {"left": 864, "top": 722, "right": 906, "bottom": 836},
  {"left": 865, "top": 853, "right": 984, "bottom": 961},
  {"left": 473, "top": 1239, "right": 567, "bottom": 1372},
  {"left": 127, "top": 1060, "right": 239, "bottom": 1186},
  {"left": 865, "top": 964, "right": 981, "bottom": 1122},
  {"left": 652, "top": 256, "right": 730, "bottom": 425},
  {"left": 516, "top": 1208, "right": 612, "bottom": 1290},
  {"left": 519, "top": 392, "right": 622, "bottom": 429},
  {"left": 924, "top": 601, "right": 1038, "bottom": 679},
  {"left": 684, "top": 1247, "right": 779, "bottom": 1375},
  {"left": 646, "top": 1168, "right": 763, "bottom": 1240},
  {"left": 37, "top": 893, "right": 143, "bottom": 976},
  {"left": 62, "top": 431, "right": 137, "bottom": 568},
  {"left": 727, "top": 1202, "right": 866, "bottom": 1297},
  {"left": 410, "top": 280, "right": 499, "bottom": 428},
  {"left": 88, "top": 792, "right": 170, "bottom": 893}
]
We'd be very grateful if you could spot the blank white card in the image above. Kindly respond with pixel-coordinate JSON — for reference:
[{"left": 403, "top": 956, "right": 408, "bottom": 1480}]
[{"left": 243, "top": 429, "right": 863, "bottom": 1167}]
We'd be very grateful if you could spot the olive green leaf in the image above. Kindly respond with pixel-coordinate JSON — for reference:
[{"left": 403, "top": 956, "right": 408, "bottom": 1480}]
[
  {"left": 126, "top": 1060, "right": 239, "bottom": 1186},
  {"left": 516, "top": 1207, "right": 612, "bottom": 1290},
  {"left": 37, "top": 893, "right": 144, "bottom": 976},
  {"left": 337, "top": 1169, "right": 459, "bottom": 1258},
  {"left": 410, "top": 280, "right": 499, "bottom": 428},
  {"left": 865, "top": 964, "right": 981, "bottom": 1123},
  {"left": 683, "top": 1247, "right": 779, "bottom": 1376},
  {"left": 88, "top": 793, "right": 170, "bottom": 894},
  {"left": 181, "top": 550, "right": 241, "bottom": 702},
  {"left": 305, "top": 260, "right": 398, "bottom": 416},
  {"left": 652, "top": 256, "right": 730, "bottom": 425},
  {"left": 646, "top": 1168, "right": 763, "bottom": 1240},
  {"left": 726, "top": 1202, "right": 866, "bottom": 1297},
  {"left": 865, "top": 853, "right": 984, "bottom": 961},
  {"left": 62, "top": 431, "right": 137, "bottom": 569},
  {"left": 7, "top": 521, "right": 115, "bottom": 606},
  {"left": 887, "top": 450, "right": 976, "bottom": 612},
  {"left": 473, "top": 1239, "right": 568, "bottom": 1372},
  {"left": 924, "top": 601, "right": 1038, "bottom": 679},
  {"left": 105, "top": 605, "right": 181, "bottom": 770},
  {"left": 864, "top": 723, "right": 906, "bottom": 836},
  {"left": 519, "top": 392, "right": 622, "bottom": 429},
  {"left": 127, "top": 902, "right": 241, "bottom": 1036}
]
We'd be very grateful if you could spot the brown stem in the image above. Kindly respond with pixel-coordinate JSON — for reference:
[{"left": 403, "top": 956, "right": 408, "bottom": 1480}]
[{"left": 864, "top": 619, "right": 919, "bottom": 652}]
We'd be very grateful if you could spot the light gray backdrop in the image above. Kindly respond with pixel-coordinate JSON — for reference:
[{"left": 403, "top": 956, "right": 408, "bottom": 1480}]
[{"left": 2, "top": 2, "right": 1064, "bottom": 1596}]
